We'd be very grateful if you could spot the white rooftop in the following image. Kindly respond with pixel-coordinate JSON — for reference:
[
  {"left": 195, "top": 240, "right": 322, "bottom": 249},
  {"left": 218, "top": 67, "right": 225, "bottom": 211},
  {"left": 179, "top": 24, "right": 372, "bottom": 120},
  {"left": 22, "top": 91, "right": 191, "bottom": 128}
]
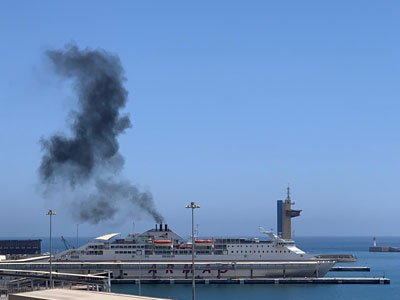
[
  {"left": 95, "top": 233, "right": 120, "bottom": 241},
  {"left": 9, "top": 289, "right": 170, "bottom": 300}
]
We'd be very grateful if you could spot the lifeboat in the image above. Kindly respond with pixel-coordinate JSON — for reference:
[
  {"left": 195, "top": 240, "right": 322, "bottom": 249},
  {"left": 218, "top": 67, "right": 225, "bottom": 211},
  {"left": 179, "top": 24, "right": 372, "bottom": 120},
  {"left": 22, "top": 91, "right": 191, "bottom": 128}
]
[
  {"left": 154, "top": 240, "right": 172, "bottom": 247},
  {"left": 195, "top": 239, "right": 214, "bottom": 246},
  {"left": 177, "top": 244, "right": 191, "bottom": 249}
]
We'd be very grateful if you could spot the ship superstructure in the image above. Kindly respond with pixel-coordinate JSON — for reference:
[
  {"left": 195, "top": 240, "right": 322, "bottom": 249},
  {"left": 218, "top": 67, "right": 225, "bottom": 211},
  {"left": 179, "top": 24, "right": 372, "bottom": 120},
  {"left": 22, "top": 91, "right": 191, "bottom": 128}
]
[{"left": 57, "top": 224, "right": 315, "bottom": 262}]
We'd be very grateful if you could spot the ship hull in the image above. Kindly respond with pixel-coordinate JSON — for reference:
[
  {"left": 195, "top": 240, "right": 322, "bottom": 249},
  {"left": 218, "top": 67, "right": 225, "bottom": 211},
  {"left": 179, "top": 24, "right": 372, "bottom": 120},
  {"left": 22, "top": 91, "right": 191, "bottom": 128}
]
[
  {"left": 109, "top": 261, "right": 334, "bottom": 279},
  {"left": 47, "top": 260, "right": 335, "bottom": 279}
]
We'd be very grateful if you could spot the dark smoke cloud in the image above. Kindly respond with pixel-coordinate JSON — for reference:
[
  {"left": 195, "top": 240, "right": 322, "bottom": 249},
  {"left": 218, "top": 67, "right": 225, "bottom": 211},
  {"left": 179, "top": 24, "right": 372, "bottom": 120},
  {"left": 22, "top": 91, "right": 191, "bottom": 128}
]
[
  {"left": 78, "top": 179, "right": 164, "bottom": 224},
  {"left": 39, "top": 44, "right": 164, "bottom": 224},
  {"left": 40, "top": 45, "right": 131, "bottom": 185}
]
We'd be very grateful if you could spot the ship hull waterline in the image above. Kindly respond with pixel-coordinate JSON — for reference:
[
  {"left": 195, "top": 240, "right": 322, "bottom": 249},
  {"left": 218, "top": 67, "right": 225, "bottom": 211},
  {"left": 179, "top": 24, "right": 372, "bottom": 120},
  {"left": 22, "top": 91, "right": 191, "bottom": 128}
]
[{"left": 2, "top": 260, "right": 335, "bottom": 279}]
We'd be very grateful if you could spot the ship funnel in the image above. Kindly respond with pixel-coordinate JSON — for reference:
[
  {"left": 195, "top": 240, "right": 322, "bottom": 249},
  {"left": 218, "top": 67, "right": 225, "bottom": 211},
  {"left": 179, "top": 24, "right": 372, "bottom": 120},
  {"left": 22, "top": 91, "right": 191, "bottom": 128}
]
[{"left": 165, "top": 224, "right": 168, "bottom": 231}]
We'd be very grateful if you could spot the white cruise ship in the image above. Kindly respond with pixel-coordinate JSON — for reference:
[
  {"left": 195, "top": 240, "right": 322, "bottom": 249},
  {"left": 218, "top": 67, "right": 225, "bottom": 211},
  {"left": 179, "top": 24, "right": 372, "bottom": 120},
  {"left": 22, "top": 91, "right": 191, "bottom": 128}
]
[
  {"left": 55, "top": 224, "right": 335, "bottom": 278},
  {"left": 55, "top": 190, "right": 335, "bottom": 278}
]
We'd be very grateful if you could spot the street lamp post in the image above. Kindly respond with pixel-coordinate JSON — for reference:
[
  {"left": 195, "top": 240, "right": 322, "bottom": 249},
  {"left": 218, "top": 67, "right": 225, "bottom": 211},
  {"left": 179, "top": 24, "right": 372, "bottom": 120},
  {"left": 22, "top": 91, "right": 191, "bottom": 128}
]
[
  {"left": 185, "top": 202, "right": 200, "bottom": 300},
  {"left": 46, "top": 209, "right": 56, "bottom": 288},
  {"left": 138, "top": 251, "right": 142, "bottom": 296},
  {"left": 76, "top": 224, "right": 79, "bottom": 249}
]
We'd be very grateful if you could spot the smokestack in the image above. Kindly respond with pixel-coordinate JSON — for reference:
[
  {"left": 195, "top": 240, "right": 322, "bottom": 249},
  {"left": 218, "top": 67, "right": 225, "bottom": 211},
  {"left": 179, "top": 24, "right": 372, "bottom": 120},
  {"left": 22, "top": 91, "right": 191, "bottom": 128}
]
[
  {"left": 155, "top": 224, "right": 158, "bottom": 231},
  {"left": 165, "top": 224, "right": 168, "bottom": 231}
]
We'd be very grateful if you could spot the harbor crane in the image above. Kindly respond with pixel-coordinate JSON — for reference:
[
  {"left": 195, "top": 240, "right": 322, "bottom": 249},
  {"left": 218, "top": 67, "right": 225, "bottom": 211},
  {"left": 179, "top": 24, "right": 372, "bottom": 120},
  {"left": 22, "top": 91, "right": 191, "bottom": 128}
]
[{"left": 61, "top": 236, "right": 73, "bottom": 250}]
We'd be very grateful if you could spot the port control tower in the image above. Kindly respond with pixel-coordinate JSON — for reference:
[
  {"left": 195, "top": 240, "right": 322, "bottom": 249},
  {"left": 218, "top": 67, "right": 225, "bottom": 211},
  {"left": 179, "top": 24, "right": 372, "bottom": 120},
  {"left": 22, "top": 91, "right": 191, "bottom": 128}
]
[{"left": 277, "top": 187, "right": 302, "bottom": 240}]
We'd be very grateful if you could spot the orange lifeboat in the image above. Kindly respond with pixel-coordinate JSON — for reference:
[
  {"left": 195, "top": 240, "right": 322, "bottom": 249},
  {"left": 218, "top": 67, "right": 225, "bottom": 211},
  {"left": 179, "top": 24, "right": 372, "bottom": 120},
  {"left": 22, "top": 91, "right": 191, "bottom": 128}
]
[
  {"left": 195, "top": 239, "right": 214, "bottom": 245},
  {"left": 154, "top": 239, "right": 172, "bottom": 244},
  {"left": 154, "top": 240, "right": 172, "bottom": 247}
]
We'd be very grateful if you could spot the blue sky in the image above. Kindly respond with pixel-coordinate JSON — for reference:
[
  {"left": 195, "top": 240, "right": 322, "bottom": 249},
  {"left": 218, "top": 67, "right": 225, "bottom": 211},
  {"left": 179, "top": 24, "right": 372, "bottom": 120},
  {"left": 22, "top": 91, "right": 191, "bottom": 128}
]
[{"left": 1, "top": 1, "right": 400, "bottom": 238}]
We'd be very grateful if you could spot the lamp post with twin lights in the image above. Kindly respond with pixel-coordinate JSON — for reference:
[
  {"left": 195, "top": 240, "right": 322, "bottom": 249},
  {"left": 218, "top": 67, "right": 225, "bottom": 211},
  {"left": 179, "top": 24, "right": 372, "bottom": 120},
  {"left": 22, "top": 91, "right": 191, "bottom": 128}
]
[
  {"left": 185, "top": 202, "right": 200, "bottom": 300},
  {"left": 46, "top": 209, "right": 56, "bottom": 288}
]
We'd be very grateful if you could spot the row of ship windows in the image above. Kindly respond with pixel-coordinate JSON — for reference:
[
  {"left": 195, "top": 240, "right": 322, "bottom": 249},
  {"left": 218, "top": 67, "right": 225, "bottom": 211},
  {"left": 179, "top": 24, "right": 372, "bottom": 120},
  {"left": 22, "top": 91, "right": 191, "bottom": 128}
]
[
  {"left": 231, "top": 250, "right": 290, "bottom": 254},
  {"left": 115, "top": 251, "right": 136, "bottom": 254},
  {"left": 111, "top": 245, "right": 145, "bottom": 249},
  {"left": 115, "top": 251, "right": 180, "bottom": 254},
  {"left": 227, "top": 245, "right": 273, "bottom": 248},
  {"left": 112, "top": 245, "right": 280, "bottom": 249}
]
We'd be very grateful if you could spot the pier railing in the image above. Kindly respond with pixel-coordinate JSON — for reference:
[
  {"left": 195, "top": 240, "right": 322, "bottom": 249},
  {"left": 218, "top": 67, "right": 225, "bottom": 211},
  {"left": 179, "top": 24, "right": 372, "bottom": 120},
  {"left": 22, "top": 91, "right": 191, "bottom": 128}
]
[{"left": 0, "top": 269, "right": 111, "bottom": 295}]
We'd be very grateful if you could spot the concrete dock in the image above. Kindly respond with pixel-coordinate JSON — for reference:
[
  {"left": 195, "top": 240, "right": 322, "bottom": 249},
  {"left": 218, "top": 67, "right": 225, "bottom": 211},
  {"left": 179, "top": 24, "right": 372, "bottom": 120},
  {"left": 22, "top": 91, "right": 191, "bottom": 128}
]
[
  {"left": 330, "top": 266, "right": 370, "bottom": 272},
  {"left": 0, "top": 269, "right": 110, "bottom": 295},
  {"left": 9, "top": 289, "right": 169, "bottom": 300},
  {"left": 0, "top": 269, "right": 109, "bottom": 285},
  {"left": 0, "top": 260, "right": 387, "bottom": 289},
  {"left": 111, "top": 277, "right": 390, "bottom": 285},
  {"left": 315, "top": 254, "right": 356, "bottom": 262},
  {"left": 369, "top": 246, "right": 400, "bottom": 252}
]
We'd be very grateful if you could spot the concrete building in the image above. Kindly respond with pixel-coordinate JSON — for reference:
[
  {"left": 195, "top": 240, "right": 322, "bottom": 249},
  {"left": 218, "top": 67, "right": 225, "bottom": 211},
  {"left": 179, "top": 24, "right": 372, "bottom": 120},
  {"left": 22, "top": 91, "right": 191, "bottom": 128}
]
[
  {"left": 277, "top": 187, "right": 301, "bottom": 240},
  {"left": 0, "top": 240, "right": 41, "bottom": 255}
]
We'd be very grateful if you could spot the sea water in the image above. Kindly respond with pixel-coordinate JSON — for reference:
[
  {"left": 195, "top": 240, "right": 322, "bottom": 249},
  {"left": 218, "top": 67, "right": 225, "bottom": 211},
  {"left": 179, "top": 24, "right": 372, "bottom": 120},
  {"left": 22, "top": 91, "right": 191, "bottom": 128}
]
[
  {"left": 36, "top": 236, "right": 400, "bottom": 299},
  {"left": 108, "top": 236, "right": 400, "bottom": 300}
]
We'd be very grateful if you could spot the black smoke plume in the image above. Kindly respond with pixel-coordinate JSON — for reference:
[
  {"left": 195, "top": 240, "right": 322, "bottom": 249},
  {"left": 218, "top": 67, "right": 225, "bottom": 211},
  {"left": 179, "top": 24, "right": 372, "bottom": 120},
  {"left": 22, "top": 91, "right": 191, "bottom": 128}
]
[
  {"left": 40, "top": 45, "right": 130, "bottom": 184},
  {"left": 77, "top": 179, "right": 164, "bottom": 224},
  {"left": 39, "top": 44, "right": 164, "bottom": 224}
]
